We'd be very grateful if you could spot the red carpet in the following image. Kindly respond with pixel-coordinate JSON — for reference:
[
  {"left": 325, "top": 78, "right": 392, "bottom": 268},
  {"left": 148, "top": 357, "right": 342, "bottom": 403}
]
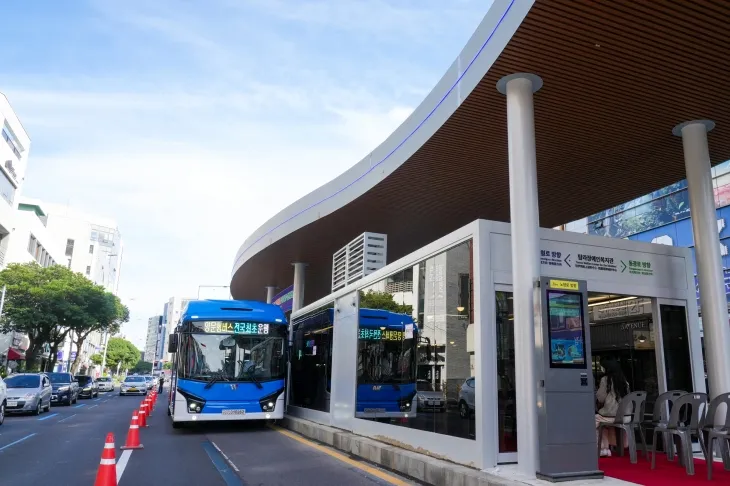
[{"left": 600, "top": 452, "right": 730, "bottom": 485}]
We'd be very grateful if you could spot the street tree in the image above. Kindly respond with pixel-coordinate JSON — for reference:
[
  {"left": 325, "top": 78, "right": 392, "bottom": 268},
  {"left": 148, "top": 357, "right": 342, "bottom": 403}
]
[
  {"left": 104, "top": 337, "right": 141, "bottom": 371},
  {"left": 68, "top": 279, "right": 130, "bottom": 373},
  {"left": 359, "top": 290, "right": 413, "bottom": 315},
  {"left": 133, "top": 360, "right": 153, "bottom": 373},
  {"left": 163, "top": 361, "right": 173, "bottom": 370},
  {"left": 0, "top": 263, "right": 78, "bottom": 370}
]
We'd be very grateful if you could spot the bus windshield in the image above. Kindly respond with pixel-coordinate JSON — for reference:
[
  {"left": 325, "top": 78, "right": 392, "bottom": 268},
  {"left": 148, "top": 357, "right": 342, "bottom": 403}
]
[
  {"left": 357, "top": 337, "right": 416, "bottom": 384},
  {"left": 178, "top": 328, "right": 286, "bottom": 383}
]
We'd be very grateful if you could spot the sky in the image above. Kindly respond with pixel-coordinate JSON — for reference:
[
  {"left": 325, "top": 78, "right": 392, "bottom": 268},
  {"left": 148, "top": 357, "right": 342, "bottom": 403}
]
[{"left": 1, "top": 0, "right": 489, "bottom": 349}]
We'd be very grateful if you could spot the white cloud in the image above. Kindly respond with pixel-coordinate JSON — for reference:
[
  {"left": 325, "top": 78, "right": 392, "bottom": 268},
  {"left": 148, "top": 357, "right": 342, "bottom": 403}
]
[{"left": 3, "top": 0, "right": 488, "bottom": 348}]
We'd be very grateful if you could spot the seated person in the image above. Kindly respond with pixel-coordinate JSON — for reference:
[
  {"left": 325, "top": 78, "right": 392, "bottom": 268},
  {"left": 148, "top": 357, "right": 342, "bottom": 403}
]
[{"left": 595, "top": 359, "right": 630, "bottom": 457}]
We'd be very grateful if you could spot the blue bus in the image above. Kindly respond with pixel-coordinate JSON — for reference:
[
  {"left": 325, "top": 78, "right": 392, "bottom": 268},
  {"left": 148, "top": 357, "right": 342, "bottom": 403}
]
[
  {"left": 167, "top": 300, "right": 288, "bottom": 427},
  {"left": 290, "top": 307, "right": 417, "bottom": 419}
]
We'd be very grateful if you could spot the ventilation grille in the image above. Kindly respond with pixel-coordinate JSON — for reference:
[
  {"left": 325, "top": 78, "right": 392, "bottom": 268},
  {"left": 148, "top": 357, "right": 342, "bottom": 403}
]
[{"left": 331, "top": 232, "right": 387, "bottom": 292}]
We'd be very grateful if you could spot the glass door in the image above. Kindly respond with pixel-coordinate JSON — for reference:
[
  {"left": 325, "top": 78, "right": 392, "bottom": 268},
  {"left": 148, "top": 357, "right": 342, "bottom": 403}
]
[
  {"left": 654, "top": 300, "right": 695, "bottom": 394},
  {"left": 495, "top": 285, "right": 517, "bottom": 463}
]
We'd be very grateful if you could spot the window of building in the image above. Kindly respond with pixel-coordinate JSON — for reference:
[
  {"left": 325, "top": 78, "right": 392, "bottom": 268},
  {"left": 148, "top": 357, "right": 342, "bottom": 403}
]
[
  {"left": 89, "top": 244, "right": 94, "bottom": 254},
  {"left": 27, "top": 235, "right": 36, "bottom": 254},
  {"left": 0, "top": 169, "right": 16, "bottom": 206},
  {"left": 357, "top": 240, "right": 476, "bottom": 440},
  {"left": 86, "top": 266, "right": 91, "bottom": 275},
  {"left": 65, "top": 239, "right": 75, "bottom": 257}
]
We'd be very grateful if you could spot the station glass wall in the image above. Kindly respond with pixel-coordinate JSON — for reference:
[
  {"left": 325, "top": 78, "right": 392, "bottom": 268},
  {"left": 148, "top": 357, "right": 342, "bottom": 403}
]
[
  {"left": 356, "top": 240, "right": 476, "bottom": 440},
  {"left": 290, "top": 302, "right": 334, "bottom": 412}
]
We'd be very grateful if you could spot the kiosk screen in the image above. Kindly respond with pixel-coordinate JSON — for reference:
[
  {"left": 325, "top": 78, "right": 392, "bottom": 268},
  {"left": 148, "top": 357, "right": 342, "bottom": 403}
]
[{"left": 546, "top": 290, "right": 586, "bottom": 368}]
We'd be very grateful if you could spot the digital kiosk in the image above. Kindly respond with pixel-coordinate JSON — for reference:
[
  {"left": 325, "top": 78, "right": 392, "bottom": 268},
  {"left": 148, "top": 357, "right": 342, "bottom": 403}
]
[{"left": 535, "top": 277, "right": 603, "bottom": 481}]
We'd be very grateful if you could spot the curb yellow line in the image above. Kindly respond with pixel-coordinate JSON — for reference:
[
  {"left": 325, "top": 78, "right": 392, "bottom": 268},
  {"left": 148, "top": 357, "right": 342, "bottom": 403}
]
[{"left": 268, "top": 425, "right": 410, "bottom": 486}]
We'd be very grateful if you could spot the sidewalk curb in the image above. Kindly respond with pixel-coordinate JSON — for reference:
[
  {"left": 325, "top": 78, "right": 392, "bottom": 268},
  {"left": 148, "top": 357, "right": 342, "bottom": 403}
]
[{"left": 281, "top": 416, "right": 525, "bottom": 486}]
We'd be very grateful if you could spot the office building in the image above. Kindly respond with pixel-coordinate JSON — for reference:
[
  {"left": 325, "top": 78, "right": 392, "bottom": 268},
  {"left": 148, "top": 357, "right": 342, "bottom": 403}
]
[
  {"left": 144, "top": 315, "right": 163, "bottom": 363},
  {"left": 38, "top": 203, "right": 124, "bottom": 374},
  {"left": 158, "top": 296, "right": 194, "bottom": 365}
]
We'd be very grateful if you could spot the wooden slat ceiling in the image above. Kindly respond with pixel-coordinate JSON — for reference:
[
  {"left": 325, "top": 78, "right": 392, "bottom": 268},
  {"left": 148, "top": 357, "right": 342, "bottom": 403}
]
[{"left": 231, "top": 0, "right": 730, "bottom": 304}]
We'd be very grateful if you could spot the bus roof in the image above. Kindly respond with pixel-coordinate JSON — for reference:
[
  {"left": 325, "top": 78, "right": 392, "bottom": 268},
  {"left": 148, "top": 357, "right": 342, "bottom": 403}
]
[
  {"left": 293, "top": 307, "right": 415, "bottom": 331},
  {"left": 179, "top": 299, "right": 287, "bottom": 324},
  {"left": 359, "top": 308, "right": 415, "bottom": 330}
]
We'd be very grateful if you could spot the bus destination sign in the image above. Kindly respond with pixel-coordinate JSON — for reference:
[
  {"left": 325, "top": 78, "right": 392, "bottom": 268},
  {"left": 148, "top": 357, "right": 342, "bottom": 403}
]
[
  {"left": 202, "top": 321, "right": 270, "bottom": 335},
  {"left": 359, "top": 329, "right": 404, "bottom": 341}
]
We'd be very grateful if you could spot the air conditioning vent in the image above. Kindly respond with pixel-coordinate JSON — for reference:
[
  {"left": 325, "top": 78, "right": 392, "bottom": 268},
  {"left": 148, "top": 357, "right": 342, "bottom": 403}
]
[{"left": 331, "top": 232, "right": 387, "bottom": 292}]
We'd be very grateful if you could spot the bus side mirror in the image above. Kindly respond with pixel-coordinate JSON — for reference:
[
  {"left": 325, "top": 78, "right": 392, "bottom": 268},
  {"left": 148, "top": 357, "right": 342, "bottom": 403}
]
[{"left": 168, "top": 334, "right": 178, "bottom": 353}]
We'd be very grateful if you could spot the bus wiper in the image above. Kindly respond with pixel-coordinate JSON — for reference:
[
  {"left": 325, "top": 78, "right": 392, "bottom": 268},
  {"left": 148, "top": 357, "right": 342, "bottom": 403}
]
[
  {"left": 204, "top": 372, "right": 229, "bottom": 389},
  {"left": 247, "top": 369, "right": 263, "bottom": 389}
]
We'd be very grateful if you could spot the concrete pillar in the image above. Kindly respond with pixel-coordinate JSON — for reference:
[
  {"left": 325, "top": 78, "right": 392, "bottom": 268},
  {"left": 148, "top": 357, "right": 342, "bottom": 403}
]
[
  {"left": 265, "top": 286, "right": 277, "bottom": 304},
  {"left": 497, "top": 72, "right": 543, "bottom": 477},
  {"left": 674, "top": 120, "right": 730, "bottom": 397},
  {"left": 292, "top": 263, "right": 307, "bottom": 313}
]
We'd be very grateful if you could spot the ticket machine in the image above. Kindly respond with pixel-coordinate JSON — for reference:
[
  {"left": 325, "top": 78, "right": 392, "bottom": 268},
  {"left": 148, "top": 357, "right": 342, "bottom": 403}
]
[{"left": 535, "top": 277, "right": 603, "bottom": 481}]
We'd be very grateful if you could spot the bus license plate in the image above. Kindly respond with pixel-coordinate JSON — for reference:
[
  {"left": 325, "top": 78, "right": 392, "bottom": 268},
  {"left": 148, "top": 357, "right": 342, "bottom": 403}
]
[
  {"left": 221, "top": 409, "right": 246, "bottom": 415},
  {"left": 364, "top": 408, "right": 386, "bottom": 413}
]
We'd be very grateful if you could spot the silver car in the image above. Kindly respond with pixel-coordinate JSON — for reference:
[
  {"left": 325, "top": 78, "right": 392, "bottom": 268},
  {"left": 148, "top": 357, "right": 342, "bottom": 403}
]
[
  {"left": 415, "top": 379, "right": 446, "bottom": 412},
  {"left": 5, "top": 373, "right": 52, "bottom": 415}
]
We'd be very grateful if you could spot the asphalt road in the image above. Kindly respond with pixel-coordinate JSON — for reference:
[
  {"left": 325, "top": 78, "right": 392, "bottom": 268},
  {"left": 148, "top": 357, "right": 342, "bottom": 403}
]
[{"left": 0, "top": 386, "right": 417, "bottom": 485}]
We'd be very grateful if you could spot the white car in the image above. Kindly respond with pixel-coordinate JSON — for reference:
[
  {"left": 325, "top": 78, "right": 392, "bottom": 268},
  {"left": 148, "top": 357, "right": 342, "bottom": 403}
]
[
  {"left": 97, "top": 376, "right": 114, "bottom": 392},
  {"left": 119, "top": 376, "right": 148, "bottom": 396},
  {"left": 0, "top": 376, "right": 6, "bottom": 425}
]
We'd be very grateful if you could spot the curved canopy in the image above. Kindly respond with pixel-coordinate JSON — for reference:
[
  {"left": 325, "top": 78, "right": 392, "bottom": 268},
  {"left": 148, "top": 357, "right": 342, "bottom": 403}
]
[{"left": 231, "top": 0, "right": 730, "bottom": 306}]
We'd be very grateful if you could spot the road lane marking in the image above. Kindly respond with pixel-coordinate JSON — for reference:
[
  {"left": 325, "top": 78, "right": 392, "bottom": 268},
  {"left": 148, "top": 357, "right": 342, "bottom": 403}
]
[
  {"left": 93, "top": 398, "right": 101, "bottom": 401},
  {"left": 269, "top": 425, "right": 410, "bottom": 486},
  {"left": 38, "top": 413, "right": 59, "bottom": 421},
  {"left": 0, "top": 433, "right": 37, "bottom": 452},
  {"left": 88, "top": 404, "right": 99, "bottom": 409},
  {"left": 74, "top": 403, "right": 86, "bottom": 408},
  {"left": 57, "top": 414, "right": 76, "bottom": 423},
  {"left": 116, "top": 449, "right": 132, "bottom": 483},
  {"left": 211, "top": 441, "right": 240, "bottom": 473},
  {"left": 202, "top": 441, "right": 244, "bottom": 486}
]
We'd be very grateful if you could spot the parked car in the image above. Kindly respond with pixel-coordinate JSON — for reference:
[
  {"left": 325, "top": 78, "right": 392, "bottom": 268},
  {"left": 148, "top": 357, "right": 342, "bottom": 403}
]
[
  {"left": 75, "top": 375, "right": 99, "bottom": 398},
  {"left": 5, "top": 373, "right": 52, "bottom": 415},
  {"left": 415, "top": 379, "right": 446, "bottom": 412},
  {"left": 97, "top": 376, "right": 114, "bottom": 392},
  {"left": 120, "top": 375, "right": 148, "bottom": 396},
  {"left": 458, "top": 377, "right": 476, "bottom": 419},
  {"left": 0, "top": 375, "right": 6, "bottom": 425},
  {"left": 48, "top": 372, "right": 80, "bottom": 405},
  {"left": 143, "top": 375, "right": 155, "bottom": 391}
]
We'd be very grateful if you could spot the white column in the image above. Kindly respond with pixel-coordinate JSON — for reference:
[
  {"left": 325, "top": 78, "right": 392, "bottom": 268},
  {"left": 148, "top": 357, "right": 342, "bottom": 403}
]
[
  {"left": 674, "top": 120, "right": 730, "bottom": 397},
  {"left": 292, "top": 263, "right": 307, "bottom": 313},
  {"left": 497, "top": 73, "right": 543, "bottom": 477},
  {"left": 265, "top": 286, "right": 277, "bottom": 304}
]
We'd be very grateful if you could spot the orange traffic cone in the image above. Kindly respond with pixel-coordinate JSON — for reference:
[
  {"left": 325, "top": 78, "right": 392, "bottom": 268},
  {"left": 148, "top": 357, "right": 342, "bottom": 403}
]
[
  {"left": 145, "top": 398, "right": 153, "bottom": 416},
  {"left": 138, "top": 404, "right": 148, "bottom": 427},
  {"left": 94, "top": 433, "right": 118, "bottom": 486},
  {"left": 120, "top": 412, "right": 144, "bottom": 450}
]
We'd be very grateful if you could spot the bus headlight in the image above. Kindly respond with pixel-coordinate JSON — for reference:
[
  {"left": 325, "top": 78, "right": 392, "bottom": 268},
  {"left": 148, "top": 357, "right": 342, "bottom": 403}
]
[
  {"left": 258, "top": 387, "right": 285, "bottom": 413},
  {"left": 178, "top": 388, "right": 206, "bottom": 414},
  {"left": 398, "top": 391, "right": 417, "bottom": 412}
]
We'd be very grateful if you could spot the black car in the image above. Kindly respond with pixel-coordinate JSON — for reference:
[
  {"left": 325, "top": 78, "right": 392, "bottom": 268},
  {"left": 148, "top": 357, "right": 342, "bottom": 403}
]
[
  {"left": 75, "top": 375, "right": 99, "bottom": 398},
  {"left": 47, "top": 372, "right": 80, "bottom": 405}
]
